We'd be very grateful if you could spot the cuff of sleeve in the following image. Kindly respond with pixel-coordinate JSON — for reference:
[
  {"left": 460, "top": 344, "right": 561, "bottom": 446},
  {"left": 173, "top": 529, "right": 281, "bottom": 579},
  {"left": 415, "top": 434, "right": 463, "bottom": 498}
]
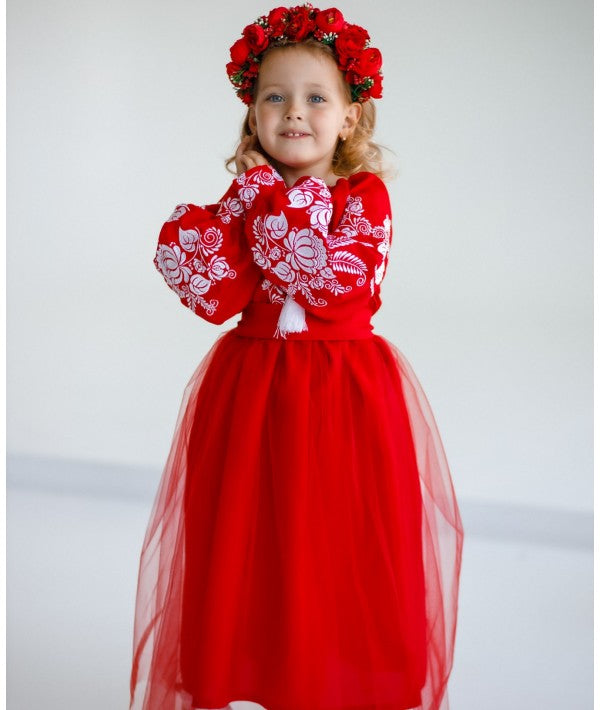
[{"left": 236, "top": 164, "right": 286, "bottom": 211}]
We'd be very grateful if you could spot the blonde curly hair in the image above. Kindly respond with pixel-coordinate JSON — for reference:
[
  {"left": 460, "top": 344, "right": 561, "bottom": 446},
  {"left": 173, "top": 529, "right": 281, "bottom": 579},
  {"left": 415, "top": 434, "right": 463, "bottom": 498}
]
[{"left": 225, "top": 39, "right": 395, "bottom": 181}]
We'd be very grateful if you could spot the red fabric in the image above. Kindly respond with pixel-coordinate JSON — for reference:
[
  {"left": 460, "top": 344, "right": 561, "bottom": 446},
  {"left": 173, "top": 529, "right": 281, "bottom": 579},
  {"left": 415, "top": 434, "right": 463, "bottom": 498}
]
[{"left": 130, "top": 166, "right": 464, "bottom": 710}]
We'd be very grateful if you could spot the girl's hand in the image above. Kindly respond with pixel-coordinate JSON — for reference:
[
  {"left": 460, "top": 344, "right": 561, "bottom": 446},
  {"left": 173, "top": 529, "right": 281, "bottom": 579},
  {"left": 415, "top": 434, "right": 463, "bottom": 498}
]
[{"left": 235, "top": 135, "right": 271, "bottom": 174}]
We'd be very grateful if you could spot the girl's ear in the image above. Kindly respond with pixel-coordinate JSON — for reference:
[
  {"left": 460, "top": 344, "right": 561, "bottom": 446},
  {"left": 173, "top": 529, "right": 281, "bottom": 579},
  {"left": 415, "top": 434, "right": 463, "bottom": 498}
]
[
  {"left": 248, "top": 106, "right": 257, "bottom": 134},
  {"left": 341, "top": 102, "right": 362, "bottom": 140}
]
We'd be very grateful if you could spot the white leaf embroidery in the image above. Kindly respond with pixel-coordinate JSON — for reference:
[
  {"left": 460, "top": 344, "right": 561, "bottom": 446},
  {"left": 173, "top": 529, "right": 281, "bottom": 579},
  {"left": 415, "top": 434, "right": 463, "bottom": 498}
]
[
  {"left": 330, "top": 250, "right": 367, "bottom": 276},
  {"left": 287, "top": 188, "right": 315, "bottom": 208},
  {"left": 265, "top": 212, "right": 288, "bottom": 239}
]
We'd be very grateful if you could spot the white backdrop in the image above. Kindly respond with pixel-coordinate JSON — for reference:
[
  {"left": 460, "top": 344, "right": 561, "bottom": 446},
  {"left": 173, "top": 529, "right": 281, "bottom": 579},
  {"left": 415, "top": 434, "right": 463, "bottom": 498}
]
[{"left": 7, "top": 0, "right": 592, "bottom": 512}]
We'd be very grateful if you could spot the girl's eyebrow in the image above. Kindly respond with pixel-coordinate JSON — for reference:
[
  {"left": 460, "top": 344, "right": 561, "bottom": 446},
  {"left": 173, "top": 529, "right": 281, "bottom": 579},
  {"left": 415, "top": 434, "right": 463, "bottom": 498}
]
[{"left": 259, "top": 83, "right": 331, "bottom": 91}]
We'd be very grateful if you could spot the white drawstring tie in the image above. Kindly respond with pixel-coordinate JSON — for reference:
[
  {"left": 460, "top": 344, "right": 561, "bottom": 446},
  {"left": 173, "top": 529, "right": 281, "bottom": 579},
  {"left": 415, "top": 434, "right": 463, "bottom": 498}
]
[{"left": 273, "top": 292, "right": 308, "bottom": 339}]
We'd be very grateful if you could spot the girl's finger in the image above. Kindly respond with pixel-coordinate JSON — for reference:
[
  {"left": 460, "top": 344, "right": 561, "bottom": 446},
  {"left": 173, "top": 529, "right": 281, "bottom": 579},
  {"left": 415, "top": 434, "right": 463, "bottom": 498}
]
[
  {"left": 244, "top": 150, "right": 269, "bottom": 166},
  {"left": 235, "top": 136, "right": 251, "bottom": 159}
]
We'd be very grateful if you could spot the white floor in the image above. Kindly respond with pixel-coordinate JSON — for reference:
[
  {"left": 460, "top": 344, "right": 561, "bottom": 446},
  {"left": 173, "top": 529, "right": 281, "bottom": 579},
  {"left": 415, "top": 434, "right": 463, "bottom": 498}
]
[{"left": 7, "top": 465, "right": 593, "bottom": 710}]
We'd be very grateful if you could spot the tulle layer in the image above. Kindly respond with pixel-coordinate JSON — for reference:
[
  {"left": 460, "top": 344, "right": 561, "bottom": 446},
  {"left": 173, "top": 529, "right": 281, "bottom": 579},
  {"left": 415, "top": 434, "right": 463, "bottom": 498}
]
[{"left": 129, "top": 330, "right": 463, "bottom": 710}]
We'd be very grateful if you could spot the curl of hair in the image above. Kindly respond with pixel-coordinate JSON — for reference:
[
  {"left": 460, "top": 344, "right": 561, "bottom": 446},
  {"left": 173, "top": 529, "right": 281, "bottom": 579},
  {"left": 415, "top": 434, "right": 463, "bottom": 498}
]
[{"left": 225, "top": 40, "right": 396, "bottom": 182}]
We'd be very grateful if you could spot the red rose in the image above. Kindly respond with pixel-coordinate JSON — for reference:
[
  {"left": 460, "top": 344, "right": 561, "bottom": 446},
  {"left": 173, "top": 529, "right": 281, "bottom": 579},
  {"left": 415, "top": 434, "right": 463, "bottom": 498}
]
[
  {"left": 337, "top": 52, "right": 358, "bottom": 71},
  {"left": 242, "top": 23, "right": 269, "bottom": 54},
  {"left": 226, "top": 61, "right": 243, "bottom": 80},
  {"left": 355, "top": 47, "right": 382, "bottom": 76},
  {"left": 285, "top": 6, "right": 315, "bottom": 40},
  {"left": 345, "top": 70, "right": 364, "bottom": 86},
  {"left": 241, "top": 92, "right": 253, "bottom": 106},
  {"left": 268, "top": 7, "right": 289, "bottom": 37},
  {"left": 230, "top": 37, "right": 251, "bottom": 65},
  {"left": 315, "top": 8, "right": 345, "bottom": 34},
  {"left": 335, "top": 24, "right": 370, "bottom": 64},
  {"left": 368, "top": 72, "right": 383, "bottom": 99}
]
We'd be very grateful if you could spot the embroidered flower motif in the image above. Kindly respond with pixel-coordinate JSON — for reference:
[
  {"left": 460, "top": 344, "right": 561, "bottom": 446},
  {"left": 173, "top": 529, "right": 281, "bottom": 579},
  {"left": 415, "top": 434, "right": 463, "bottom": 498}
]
[
  {"left": 250, "top": 245, "right": 271, "bottom": 270},
  {"left": 345, "top": 195, "right": 364, "bottom": 216},
  {"left": 283, "top": 228, "right": 327, "bottom": 273},
  {"left": 207, "top": 255, "right": 233, "bottom": 281},
  {"left": 287, "top": 182, "right": 332, "bottom": 235},
  {"left": 261, "top": 278, "right": 287, "bottom": 304},
  {"left": 248, "top": 175, "right": 391, "bottom": 308},
  {"left": 155, "top": 201, "right": 238, "bottom": 318},
  {"left": 307, "top": 200, "right": 332, "bottom": 234},
  {"left": 156, "top": 244, "right": 187, "bottom": 286},
  {"left": 272, "top": 260, "right": 295, "bottom": 282},
  {"left": 217, "top": 197, "right": 244, "bottom": 224},
  {"left": 237, "top": 167, "right": 284, "bottom": 208}
]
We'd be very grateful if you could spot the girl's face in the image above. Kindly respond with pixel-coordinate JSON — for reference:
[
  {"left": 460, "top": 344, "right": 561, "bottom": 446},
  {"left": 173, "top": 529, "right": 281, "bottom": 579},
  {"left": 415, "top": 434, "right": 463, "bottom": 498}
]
[{"left": 248, "top": 46, "right": 361, "bottom": 186}]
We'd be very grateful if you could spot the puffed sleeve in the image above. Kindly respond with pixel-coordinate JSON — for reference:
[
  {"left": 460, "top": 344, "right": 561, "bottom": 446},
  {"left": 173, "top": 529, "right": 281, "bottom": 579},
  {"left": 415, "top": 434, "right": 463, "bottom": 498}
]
[
  {"left": 242, "top": 167, "right": 392, "bottom": 324},
  {"left": 154, "top": 174, "right": 264, "bottom": 325}
]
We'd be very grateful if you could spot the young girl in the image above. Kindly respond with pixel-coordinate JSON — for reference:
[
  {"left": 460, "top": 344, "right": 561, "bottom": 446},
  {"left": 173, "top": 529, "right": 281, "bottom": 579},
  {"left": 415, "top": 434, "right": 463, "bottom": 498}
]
[{"left": 129, "top": 5, "right": 464, "bottom": 710}]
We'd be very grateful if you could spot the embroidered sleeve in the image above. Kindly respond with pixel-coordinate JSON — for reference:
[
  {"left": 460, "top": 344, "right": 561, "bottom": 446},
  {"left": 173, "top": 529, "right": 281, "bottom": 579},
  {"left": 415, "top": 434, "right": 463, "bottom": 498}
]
[
  {"left": 154, "top": 175, "right": 264, "bottom": 324},
  {"left": 242, "top": 168, "right": 392, "bottom": 315}
]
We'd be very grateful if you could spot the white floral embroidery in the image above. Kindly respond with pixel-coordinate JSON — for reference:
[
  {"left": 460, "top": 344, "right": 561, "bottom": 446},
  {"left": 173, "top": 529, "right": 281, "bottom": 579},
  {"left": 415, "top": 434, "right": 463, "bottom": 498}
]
[
  {"left": 250, "top": 176, "right": 391, "bottom": 307},
  {"left": 155, "top": 216, "right": 236, "bottom": 318},
  {"left": 217, "top": 197, "right": 244, "bottom": 224},
  {"left": 167, "top": 204, "right": 189, "bottom": 222},
  {"left": 156, "top": 244, "right": 187, "bottom": 286},
  {"left": 287, "top": 182, "right": 332, "bottom": 235},
  {"left": 307, "top": 199, "right": 332, "bottom": 234},
  {"left": 265, "top": 212, "right": 288, "bottom": 239},
  {"left": 189, "top": 273, "right": 211, "bottom": 296},
  {"left": 373, "top": 260, "right": 386, "bottom": 286},
  {"left": 261, "top": 278, "right": 287, "bottom": 304},
  {"left": 178, "top": 228, "right": 198, "bottom": 252},
  {"left": 287, "top": 188, "right": 313, "bottom": 208},
  {"left": 373, "top": 216, "right": 392, "bottom": 288},
  {"left": 236, "top": 167, "right": 284, "bottom": 209},
  {"left": 272, "top": 260, "right": 295, "bottom": 282},
  {"left": 207, "top": 254, "right": 230, "bottom": 281},
  {"left": 198, "top": 227, "right": 223, "bottom": 255},
  {"left": 284, "top": 228, "right": 327, "bottom": 273}
]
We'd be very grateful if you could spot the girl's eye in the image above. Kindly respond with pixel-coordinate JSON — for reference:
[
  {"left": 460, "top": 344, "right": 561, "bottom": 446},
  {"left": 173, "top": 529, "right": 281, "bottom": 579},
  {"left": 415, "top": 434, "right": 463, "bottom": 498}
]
[
  {"left": 266, "top": 94, "right": 284, "bottom": 103},
  {"left": 309, "top": 95, "right": 325, "bottom": 103}
]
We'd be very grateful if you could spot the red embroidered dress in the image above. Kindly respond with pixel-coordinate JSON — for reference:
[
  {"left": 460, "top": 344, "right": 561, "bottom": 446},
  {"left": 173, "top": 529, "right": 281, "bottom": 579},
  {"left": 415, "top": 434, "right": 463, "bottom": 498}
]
[{"left": 129, "top": 165, "right": 464, "bottom": 710}]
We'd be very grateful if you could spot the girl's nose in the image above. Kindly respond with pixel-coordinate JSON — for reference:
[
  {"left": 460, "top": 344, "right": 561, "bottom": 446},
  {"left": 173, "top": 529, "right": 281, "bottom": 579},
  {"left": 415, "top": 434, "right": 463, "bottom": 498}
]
[{"left": 285, "top": 104, "right": 303, "bottom": 120}]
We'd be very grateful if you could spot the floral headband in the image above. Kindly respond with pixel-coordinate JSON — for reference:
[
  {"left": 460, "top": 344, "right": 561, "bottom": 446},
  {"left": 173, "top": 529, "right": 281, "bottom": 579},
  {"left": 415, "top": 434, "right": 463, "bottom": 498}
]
[{"left": 226, "top": 3, "right": 383, "bottom": 106}]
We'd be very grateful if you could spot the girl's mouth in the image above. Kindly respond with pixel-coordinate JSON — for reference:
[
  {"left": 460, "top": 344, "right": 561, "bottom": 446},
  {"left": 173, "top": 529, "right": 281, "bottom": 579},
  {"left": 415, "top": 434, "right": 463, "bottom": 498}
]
[{"left": 281, "top": 132, "right": 310, "bottom": 138}]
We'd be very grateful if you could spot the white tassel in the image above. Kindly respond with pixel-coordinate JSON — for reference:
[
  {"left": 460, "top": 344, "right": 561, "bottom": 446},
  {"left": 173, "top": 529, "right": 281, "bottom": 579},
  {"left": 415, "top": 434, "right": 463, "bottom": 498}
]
[{"left": 273, "top": 292, "right": 308, "bottom": 339}]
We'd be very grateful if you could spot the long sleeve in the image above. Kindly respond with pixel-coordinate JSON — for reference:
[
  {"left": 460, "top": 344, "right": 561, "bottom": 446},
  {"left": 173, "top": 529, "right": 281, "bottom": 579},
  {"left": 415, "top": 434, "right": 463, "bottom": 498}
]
[
  {"left": 240, "top": 166, "right": 392, "bottom": 319},
  {"left": 154, "top": 175, "right": 264, "bottom": 325}
]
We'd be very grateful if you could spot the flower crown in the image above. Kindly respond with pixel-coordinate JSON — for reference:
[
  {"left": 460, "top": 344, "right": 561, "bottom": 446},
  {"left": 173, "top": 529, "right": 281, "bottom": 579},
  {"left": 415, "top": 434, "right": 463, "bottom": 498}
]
[{"left": 226, "top": 3, "right": 383, "bottom": 106}]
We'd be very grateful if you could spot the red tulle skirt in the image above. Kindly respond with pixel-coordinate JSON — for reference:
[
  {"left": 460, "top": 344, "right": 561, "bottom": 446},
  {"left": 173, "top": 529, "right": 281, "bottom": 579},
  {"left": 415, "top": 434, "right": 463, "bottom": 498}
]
[{"left": 129, "top": 328, "right": 463, "bottom": 710}]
